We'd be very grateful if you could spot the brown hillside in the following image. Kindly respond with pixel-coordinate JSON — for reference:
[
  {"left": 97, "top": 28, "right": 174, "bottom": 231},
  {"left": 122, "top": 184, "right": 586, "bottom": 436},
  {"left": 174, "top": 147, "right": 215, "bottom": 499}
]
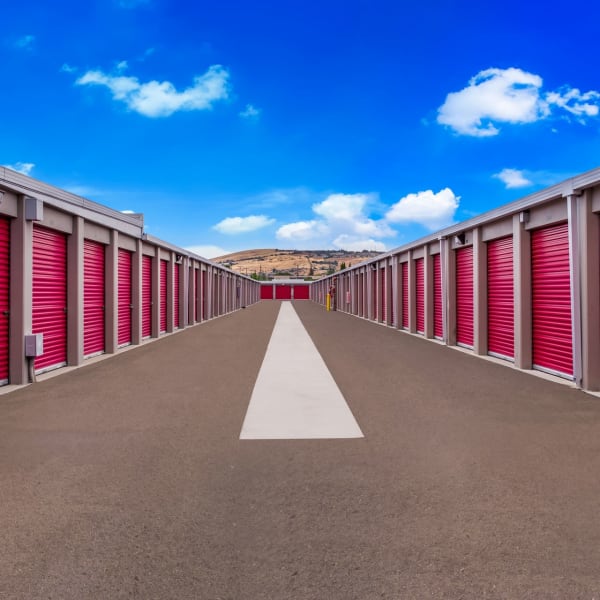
[{"left": 213, "top": 249, "right": 380, "bottom": 278}]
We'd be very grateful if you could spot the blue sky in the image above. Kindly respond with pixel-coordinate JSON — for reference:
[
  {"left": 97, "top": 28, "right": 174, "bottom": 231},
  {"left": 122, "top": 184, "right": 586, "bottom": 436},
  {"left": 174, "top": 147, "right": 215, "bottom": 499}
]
[{"left": 3, "top": 0, "right": 600, "bottom": 258}]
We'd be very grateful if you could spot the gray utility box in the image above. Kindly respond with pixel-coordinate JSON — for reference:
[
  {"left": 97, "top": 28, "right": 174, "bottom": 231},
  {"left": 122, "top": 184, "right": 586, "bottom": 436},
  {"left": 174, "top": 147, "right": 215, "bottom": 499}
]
[{"left": 24, "top": 333, "right": 44, "bottom": 357}]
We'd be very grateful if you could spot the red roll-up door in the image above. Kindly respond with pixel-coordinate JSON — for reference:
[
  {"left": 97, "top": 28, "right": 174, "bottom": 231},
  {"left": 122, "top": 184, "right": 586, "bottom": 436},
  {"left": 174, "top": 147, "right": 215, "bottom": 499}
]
[
  {"left": 487, "top": 236, "right": 514, "bottom": 359},
  {"left": 371, "top": 270, "right": 377, "bottom": 320},
  {"left": 415, "top": 258, "right": 424, "bottom": 334},
  {"left": 275, "top": 284, "right": 292, "bottom": 300},
  {"left": 293, "top": 284, "right": 310, "bottom": 300},
  {"left": 117, "top": 249, "right": 132, "bottom": 347},
  {"left": 380, "top": 268, "right": 386, "bottom": 322},
  {"left": 261, "top": 285, "right": 273, "bottom": 300},
  {"left": 174, "top": 263, "right": 180, "bottom": 329},
  {"left": 84, "top": 240, "right": 105, "bottom": 357},
  {"left": 0, "top": 218, "right": 10, "bottom": 384},
  {"left": 194, "top": 269, "right": 199, "bottom": 321},
  {"left": 433, "top": 254, "right": 443, "bottom": 339},
  {"left": 141, "top": 255, "right": 152, "bottom": 338},
  {"left": 33, "top": 227, "right": 67, "bottom": 372},
  {"left": 532, "top": 223, "right": 572, "bottom": 376},
  {"left": 202, "top": 270, "right": 208, "bottom": 319},
  {"left": 401, "top": 262, "right": 409, "bottom": 329},
  {"left": 160, "top": 259, "right": 168, "bottom": 333},
  {"left": 456, "top": 246, "right": 474, "bottom": 347}
]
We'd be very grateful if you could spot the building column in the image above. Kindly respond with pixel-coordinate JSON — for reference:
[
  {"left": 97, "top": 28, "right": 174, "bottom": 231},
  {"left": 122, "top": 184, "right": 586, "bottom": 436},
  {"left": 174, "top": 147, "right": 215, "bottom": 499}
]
[{"left": 514, "top": 213, "right": 532, "bottom": 369}]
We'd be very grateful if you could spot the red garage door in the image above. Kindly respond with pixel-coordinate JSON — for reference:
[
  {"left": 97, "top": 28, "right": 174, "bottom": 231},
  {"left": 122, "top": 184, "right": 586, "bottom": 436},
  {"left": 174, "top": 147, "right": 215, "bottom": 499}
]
[
  {"left": 160, "top": 259, "right": 168, "bottom": 333},
  {"left": 0, "top": 218, "right": 9, "bottom": 383},
  {"left": 456, "top": 246, "right": 474, "bottom": 347},
  {"left": 194, "top": 269, "right": 199, "bottom": 321},
  {"left": 433, "top": 254, "right": 443, "bottom": 339},
  {"left": 487, "top": 236, "right": 514, "bottom": 359},
  {"left": 293, "top": 284, "right": 310, "bottom": 300},
  {"left": 202, "top": 270, "right": 208, "bottom": 319},
  {"left": 401, "top": 262, "right": 409, "bottom": 329},
  {"left": 33, "top": 227, "right": 67, "bottom": 372},
  {"left": 415, "top": 258, "right": 424, "bottom": 334},
  {"left": 380, "top": 268, "right": 386, "bottom": 322},
  {"left": 174, "top": 263, "right": 180, "bottom": 329},
  {"left": 275, "top": 284, "right": 292, "bottom": 300},
  {"left": 142, "top": 255, "right": 152, "bottom": 338},
  {"left": 84, "top": 240, "right": 105, "bottom": 357},
  {"left": 261, "top": 285, "right": 274, "bottom": 300},
  {"left": 532, "top": 223, "right": 572, "bottom": 376},
  {"left": 118, "top": 249, "right": 132, "bottom": 347}
]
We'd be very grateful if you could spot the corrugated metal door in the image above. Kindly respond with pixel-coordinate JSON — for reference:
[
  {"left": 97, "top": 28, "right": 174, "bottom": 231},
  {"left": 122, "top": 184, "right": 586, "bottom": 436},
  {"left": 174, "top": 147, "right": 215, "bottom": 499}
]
[
  {"left": 194, "top": 269, "right": 199, "bottom": 321},
  {"left": 371, "top": 270, "right": 377, "bottom": 320},
  {"left": 401, "top": 262, "right": 409, "bottom": 329},
  {"left": 275, "top": 284, "right": 292, "bottom": 300},
  {"left": 260, "top": 285, "right": 273, "bottom": 300},
  {"left": 160, "top": 259, "right": 168, "bottom": 333},
  {"left": 0, "top": 218, "right": 9, "bottom": 383},
  {"left": 293, "top": 284, "right": 310, "bottom": 300},
  {"left": 117, "top": 249, "right": 132, "bottom": 346},
  {"left": 141, "top": 255, "right": 152, "bottom": 338},
  {"left": 84, "top": 240, "right": 105, "bottom": 357},
  {"left": 202, "top": 270, "right": 208, "bottom": 319},
  {"left": 456, "top": 246, "right": 474, "bottom": 347},
  {"left": 174, "top": 263, "right": 180, "bottom": 329},
  {"left": 532, "top": 223, "right": 573, "bottom": 376},
  {"left": 433, "top": 253, "right": 443, "bottom": 339},
  {"left": 487, "top": 236, "right": 514, "bottom": 359},
  {"left": 415, "top": 258, "right": 424, "bottom": 334},
  {"left": 380, "top": 268, "right": 386, "bottom": 322},
  {"left": 33, "top": 226, "right": 67, "bottom": 372}
]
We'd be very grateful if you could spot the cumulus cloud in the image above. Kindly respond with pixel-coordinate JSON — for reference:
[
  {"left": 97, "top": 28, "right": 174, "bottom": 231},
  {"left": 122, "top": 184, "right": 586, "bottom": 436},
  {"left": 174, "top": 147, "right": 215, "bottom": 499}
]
[
  {"left": 186, "top": 245, "right": 231, "bottom": 259},
  {"left": 332, "top": 235, "right": 387, "bottom": 252},
  {"left": 277, "top": 220, "right": 328, "bottom": 242},
  {"left": 75, "top": 64, "right": 230, "bottom": 117},
  {"left": 386, "top": 188, "right": 459, "bottom": 231},
  {"left": 4, "top": 162, "right": 35, "bottom": 175},
  {"left": 15, "top": 35, "right": 35, "bottom": 50},
  {"left": 60, "top": 63, "right": 77, "bottom": 73},
  {"left": 239, "top": 104, "right": 261, "bottom": 119},
  {"left": 437, "top": 67, "right": 600, "bottom": 136},
  {"left": 213, "top": 215, "right": 275, "bottom": 235},
  {"left": 493, "top": 168, "right": 533, "bottom": 189}
]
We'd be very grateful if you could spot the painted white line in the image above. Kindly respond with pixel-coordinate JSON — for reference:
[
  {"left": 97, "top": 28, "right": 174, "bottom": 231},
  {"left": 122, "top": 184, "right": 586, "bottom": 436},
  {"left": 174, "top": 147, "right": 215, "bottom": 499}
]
[{"left": 240, "top": 302, "right": 364, "bottom": 440}]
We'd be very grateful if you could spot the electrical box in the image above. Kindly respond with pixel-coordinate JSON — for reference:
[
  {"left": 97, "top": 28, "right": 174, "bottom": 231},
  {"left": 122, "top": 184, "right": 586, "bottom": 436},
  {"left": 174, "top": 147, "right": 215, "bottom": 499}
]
[
  {"left": 25, "top": 196, "right": 43, "bottom": 221},
  {"left": 24, "top": 333, "right": 44, "bottom": 357}
]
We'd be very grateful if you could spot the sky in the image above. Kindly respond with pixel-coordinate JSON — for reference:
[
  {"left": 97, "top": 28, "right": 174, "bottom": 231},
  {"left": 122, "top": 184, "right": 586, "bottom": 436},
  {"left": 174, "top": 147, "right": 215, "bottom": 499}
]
[{"left": 3, "top": 0, "right": 600, "bottom": 258}]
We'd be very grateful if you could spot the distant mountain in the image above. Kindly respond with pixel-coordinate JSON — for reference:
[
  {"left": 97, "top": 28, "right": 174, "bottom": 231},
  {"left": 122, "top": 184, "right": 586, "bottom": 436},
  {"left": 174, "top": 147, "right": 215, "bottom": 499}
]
[{"left": 213, "top": 248, "right": 380, "bottom": 279}]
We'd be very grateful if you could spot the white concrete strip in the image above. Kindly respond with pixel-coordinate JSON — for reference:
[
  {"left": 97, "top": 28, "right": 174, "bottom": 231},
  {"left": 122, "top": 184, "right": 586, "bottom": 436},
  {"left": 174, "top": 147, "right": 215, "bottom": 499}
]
[{"left": 240, "top": 302, "right": 364, "bottom": 440}]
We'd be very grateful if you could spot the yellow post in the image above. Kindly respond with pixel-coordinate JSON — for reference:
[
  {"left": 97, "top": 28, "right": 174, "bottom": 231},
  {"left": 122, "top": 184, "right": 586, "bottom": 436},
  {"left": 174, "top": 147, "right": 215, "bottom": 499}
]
[{"left": 326, "top": 293, "right": 331, "bottom": 311}]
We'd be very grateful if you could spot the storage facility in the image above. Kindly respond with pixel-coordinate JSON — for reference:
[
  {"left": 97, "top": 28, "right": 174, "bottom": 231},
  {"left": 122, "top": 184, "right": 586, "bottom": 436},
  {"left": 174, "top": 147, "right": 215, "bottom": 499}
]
[
  {"left": 0, "top": 167, "right": 260, "bottom": 387},
  {"left": 259, "top": 280, "right": 311, "bottom": 300},
  {"left": 312, "top": 166, "right": 600, "bottom": 393}
]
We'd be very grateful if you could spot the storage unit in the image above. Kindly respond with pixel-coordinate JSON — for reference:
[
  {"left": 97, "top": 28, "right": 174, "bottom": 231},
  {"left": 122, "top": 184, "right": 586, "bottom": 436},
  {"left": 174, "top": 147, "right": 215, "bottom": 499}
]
[
  {"left": 487, "top": 236, "right": 514, "bottom": 359},
  {"left": 32, "top": 227, "right": 67, "bottom": 372},
  {"left": 202, "top": 270, "right": 208, "bottom": 319},
  {"left": 141, "top": 255, "right": 152, "bottom": 338},
  {"left": 433, "top": 253, "right": 443, "bottom": 339},
  {"left": 260, "top": 284, "right": 274, "bottom": 300},
  {"left": 415, "top": 258, "right": 424, "bottom": 334},
  {"left": 455, "top": 246, "right": 474, "bottom": 347},
  {"left": 401, "top": 262, "right": 409, "bottom": 329},
  {"left": 83, "top": 240, "right": 106, "bottom": 357},
  {"left": 160, "top": 259, "right": 168, "bottom": 333},
  {"left": 174, "top": 263, "right": 180, "bottom": 329},
  {"left": 380, "top": 267, "right": 386, "bottom": 322},
  {"left": 531, "top": 223, "right": 573, "bottom": 377},
  {"left": 275, "top": 283, "right": 292, "bottom": 300},
  {"left": 0, "top": 217, "right": 9, "bottom": 384},
  {"left": 117, "top": 249, "right": 133, "bottom": 347},
  {"left": 293, "top": 284, "right": 310, "bottom": 300}
]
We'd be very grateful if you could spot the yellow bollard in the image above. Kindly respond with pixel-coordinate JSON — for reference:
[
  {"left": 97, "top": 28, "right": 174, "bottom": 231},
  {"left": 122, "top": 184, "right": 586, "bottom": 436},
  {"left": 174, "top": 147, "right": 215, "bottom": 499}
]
[{"left": 326, "top": 293, "right": 331, "bottom": 311}]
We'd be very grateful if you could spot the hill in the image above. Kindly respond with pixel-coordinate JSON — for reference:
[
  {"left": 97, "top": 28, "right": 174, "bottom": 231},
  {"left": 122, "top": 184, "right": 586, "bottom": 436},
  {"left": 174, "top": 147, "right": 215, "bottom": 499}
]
[{"left": 212, "top": 249, "right": 380, "bottom": 279}]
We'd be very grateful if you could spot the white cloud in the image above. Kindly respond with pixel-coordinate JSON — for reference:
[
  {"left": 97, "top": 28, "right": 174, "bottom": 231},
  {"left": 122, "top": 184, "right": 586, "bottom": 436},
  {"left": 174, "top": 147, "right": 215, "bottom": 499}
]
[
  {"left": 493, "top": 168, "right": 533, "bottom": 189},
  {"left": 213, "top": 215, "right": 275, "bottom": 235},
  {"left": 386, "top": 188, "right": 459, "bottom": 231},
  {"left": 15, "top": 35, "right": 35, "bottom": 50},
  {"left": 75, "top": 64, "right": 230, "bottom": 117},
  {"left": 437, "top": 67, "right": 600, "bottom": 136},
  {"left": 116, "top": 60, "right": 128, "bottom": 71},
  {"left": 276, "top": 220, "right": 327, "bottom": 241},
  {"left": 61, "top": 63, "right": 77, "bottom": 73},
  {"left": 186, "top": 245, "right": 231, "bottom": 259},
  {"left": 239, "top": 104, "right": 261, "bottom": 119},
  {"left": 332, "top": 235, "right": 387, "bottom": 252},
  {"left": 4, "top": 162, "right": 35, "bottom": 175}
]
